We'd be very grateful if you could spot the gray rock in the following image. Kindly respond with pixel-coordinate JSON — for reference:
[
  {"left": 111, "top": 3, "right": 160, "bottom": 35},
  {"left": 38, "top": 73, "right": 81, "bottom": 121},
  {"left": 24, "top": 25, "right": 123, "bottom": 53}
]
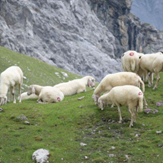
[
  {"left": 32, "top": 148, "right": 50, "bottom": 163},
  {"left": 17, "top": 114, "right": 28, "bottom": 121},
  {"left": 0, "top": 0, "right": 121, "bottom": 82},
  {"left": 0, "top": 0, "right": 163, "bottom": 82}
]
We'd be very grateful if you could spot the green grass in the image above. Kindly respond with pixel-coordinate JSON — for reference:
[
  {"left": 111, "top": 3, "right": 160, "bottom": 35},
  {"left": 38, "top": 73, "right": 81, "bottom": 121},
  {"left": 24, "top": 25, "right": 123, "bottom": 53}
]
[
  {"left": 0, "top": 47, "right": 163, "bottom": 162},
  {"left": 0, "top": 46, "right": 79, "bottom": 88}
]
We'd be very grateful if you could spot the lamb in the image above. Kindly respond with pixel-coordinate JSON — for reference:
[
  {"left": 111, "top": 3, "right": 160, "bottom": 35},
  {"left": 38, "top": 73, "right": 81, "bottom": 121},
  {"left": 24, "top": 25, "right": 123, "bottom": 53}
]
[
  {"left": 98, "top": 85, "right": 144, "bottom": 128},
  {"left": 27, "top": 84, "right": 44, "bottom": 96},
  {"left": 139, "top": 52, "right": 163, "bottom": 89},
  {"left": 18, "top": 92, "right": 38, "bottom": 100},
  {"left": 0, "top": 66, "right": 23, "bottom": 105},
  {"left": 92, "top": 72, "right": 147, "bottom": 107},
  {"left": 37, "top": 87, "right": 64, "bottom": 104},
  {"left": 54, "top": 76, "right": 95, "bottom": 96}
]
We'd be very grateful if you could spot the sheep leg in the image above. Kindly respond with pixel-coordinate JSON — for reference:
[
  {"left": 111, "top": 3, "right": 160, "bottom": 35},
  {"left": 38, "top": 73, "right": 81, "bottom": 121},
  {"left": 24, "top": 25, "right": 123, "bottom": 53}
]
[
  {"left": 10, "top": 86, "right": 16, "bottom": 103},
  {"left": 128, "top": 107, "right": 135, "bottom": 127},
  {"left": 148, "top": 73, "right": 151, "bottom": 87},
  {"left": 153, "top": 73, "right": 160, "bottom": 90},
  {"left": 18, "top": 84, "right": 22, "bottom": 103},
  {"left": 9, "top": 86, "right": 12, "bottom": 102},
  {"left": 143, "top": 96, "right": 148, "bottom": 108},
  {"left": 117, "top": 105, "right": 122, "bottom": 123},
  {"left": 144, "top": 71, "right": 148, "bottom": 82},
  {"left": 150, "top": 73, "right": 153, "bottom": 86},
  {"left": 128, "top": 108, "right": 134, "bottom": 127},
  {"left": 77, "top": 88, "right": 85, "bottom": 94},
  {"left": 12, "top": 87, "right": 16, "bottom": 103},
  {"left": 129, "top": 111, "right": 135, "bottom": 128},
  {"left": 134, "top": 106, "right": 138, "bottom": 122}
]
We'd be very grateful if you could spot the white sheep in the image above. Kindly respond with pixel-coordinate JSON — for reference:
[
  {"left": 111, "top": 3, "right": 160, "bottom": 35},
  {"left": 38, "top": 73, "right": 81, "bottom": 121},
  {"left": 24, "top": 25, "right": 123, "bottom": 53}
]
[
  {"left": 121, "top": 50, "right": 141, "bottom": 73},
  {"left": 121, "top": 50, "right": 148, "bottom": 79},
  {"left": 37, "top": 87, "right": 64, "bottom": 104},
  {"left": 92, "top": 72, "right": 147, "bottom": 107},
  {"left": 54, "top": 76, "right": 95, "bottom": 96},
  {"left": 18, "top": 92, "right": 38, "bottom": 100},
  {"left": 139, "top": 52, "right": 163, "bottom": 89},
  {"left": 27, "top": 84, "right": 44, "bottom": 96},
  {"left": 98, "top": 85, "right": 144, "bottom": 128},
  {"left": 0, "top": 66, "right": 23, "bottom": 105}
]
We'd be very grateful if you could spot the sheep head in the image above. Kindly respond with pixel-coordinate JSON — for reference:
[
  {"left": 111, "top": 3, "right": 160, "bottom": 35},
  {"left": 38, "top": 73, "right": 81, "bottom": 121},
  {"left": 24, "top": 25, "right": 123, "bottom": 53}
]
[
  {"left": 92, "top": 94, "right": 99, "bottom": 105},
  {"left": 0, "top": 95, "right": 7, "bottom": 105},
  {"left": 27, "top": 86, "right": 35, "bottom": 95},
  {"left": 87, "top": 78, "right": 95, "bottom": 88},
  {"left": 98, "top": 99, "right": 104, "bottom": 110}
]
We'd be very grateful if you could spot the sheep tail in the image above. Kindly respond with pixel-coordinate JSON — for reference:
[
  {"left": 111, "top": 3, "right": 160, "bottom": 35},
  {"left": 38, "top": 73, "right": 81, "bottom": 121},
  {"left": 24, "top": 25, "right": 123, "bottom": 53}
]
[
  {"left": 131, "top": 60, "right": 136, "bottom": 72},
  {"left": 138, "top": 77, "right": 145, "bottom": 92}
]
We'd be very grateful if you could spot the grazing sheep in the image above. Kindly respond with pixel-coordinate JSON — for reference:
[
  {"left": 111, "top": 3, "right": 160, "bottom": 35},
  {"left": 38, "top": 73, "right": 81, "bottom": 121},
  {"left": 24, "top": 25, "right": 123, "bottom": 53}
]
[
  {"left": 121, "top": 50, "right": 147, "bottom": 79},
  {"left": 98, "top": 85, "right": 144, "bottom": 128},
  {"left": 139, "top": 52, "right": 163, "bottom": 89},
  {"left": 92, "top": 72, "right": 146, "bottom": 106},
  {"left": 121, "top": 50, "right": 140, "bottom": 73},
  {"left": 27, "top": 85, "right": 44, "bottom": 96},
  {"left": 18, "top": 92, "right": 38, "bottom": 100},
  {"left": 0, "top": 66, "right": 23, "bottom": 105},
  {"left": 54, "top": 76, "right": 95, "bottom": 96},
  {"left": 37, "top": 87, "right": 64, "bottom": 104}
]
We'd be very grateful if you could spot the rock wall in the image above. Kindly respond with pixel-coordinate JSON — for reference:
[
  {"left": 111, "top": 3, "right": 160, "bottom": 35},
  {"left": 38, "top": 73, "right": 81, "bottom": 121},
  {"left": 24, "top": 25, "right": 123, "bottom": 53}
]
[
  {"left": 90, "top": 0, "right": 163, "bottom": 55},
  {"left": 0, "top": 0, "right": 163, "bottom": 81}
]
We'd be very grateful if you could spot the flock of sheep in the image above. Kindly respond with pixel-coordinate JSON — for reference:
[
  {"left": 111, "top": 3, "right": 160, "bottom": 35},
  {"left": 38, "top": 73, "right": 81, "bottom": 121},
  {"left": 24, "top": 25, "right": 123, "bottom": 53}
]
[{"left": 0, "top": 50, "right": 162, "bottom": 127}]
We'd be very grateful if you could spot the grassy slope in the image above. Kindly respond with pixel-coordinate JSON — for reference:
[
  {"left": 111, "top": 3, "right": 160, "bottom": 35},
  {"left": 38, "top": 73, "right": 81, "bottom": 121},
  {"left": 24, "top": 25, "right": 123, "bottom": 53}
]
[{"left": 0, "top": 47, "right": 163, "bottom": 163}]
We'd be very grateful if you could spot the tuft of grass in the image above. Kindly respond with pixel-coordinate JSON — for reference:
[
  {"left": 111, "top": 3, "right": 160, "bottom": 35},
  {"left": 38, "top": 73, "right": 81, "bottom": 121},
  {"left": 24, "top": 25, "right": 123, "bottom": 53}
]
[{"left": 0, "top": 47, "right": 163, "bottom": 162}]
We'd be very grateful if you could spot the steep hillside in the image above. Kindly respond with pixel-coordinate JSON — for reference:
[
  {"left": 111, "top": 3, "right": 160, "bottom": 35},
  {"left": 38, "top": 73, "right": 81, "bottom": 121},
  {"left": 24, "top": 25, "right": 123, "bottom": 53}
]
[
  {"left": 0, "top": 48, "right": 163, "bottom": 163},
  {"left": 131, "top": 0, "right": 163, "bottom": 31},
  {"left": 0, "top": 46, "right": 79, "bottom": 89}
]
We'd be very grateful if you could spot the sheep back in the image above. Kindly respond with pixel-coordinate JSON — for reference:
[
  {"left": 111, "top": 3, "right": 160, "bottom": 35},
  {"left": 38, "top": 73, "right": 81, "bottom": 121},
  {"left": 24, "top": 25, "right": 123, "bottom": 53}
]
[
  {"left": 94, "top": 72, "right": 144, "bottom": 96},
  {"left": 39, "top": 87, "right": 64, "bottom": 103}
]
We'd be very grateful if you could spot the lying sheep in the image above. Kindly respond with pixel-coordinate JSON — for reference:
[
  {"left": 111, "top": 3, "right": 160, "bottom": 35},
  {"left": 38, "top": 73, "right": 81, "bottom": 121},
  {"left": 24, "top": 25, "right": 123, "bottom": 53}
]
[
  {"left": 54, "top": 76, "right": 95, "bottom": 96},
  {"left": 27, "top": 85, "right": 44, "bottom": 96},
  {"left": 37, "top": 87, "right": 64, "bottom": 104},
  {"left": 18, "top": 92, "right": 38, "bottom": 100},
  {"left": 0, "top": 66, "right": 23, "bottom": 105},
  {"left": 139, "top": 52, "right": 163, "bottom": 89},
  {"left": 98, "top": 85, "right": 144, "bottom": 128},
  {"left": 93, "top": 72, "right": 146, "bottom": 106}
]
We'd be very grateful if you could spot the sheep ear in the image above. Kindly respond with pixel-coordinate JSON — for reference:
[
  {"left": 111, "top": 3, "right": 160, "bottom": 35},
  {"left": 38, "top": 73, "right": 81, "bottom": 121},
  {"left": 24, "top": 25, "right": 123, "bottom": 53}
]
[
  {"left": 32, "top": 86, "right": 35, "bottom": 94},
  {"left": 139, "top": 56, "right": 141, "bottom": 59}
]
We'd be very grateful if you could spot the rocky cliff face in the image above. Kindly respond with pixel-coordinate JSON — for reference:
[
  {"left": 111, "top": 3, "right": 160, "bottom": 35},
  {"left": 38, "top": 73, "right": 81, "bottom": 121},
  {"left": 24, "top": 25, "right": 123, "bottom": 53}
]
[
  {"left": 0, "top": 0, "right": 163, "bottom": 81},
  {"left": 131, "top": 0, "right": 163, "bottom": 31},
  {"left": 90, "top": 0, "right": 163, "bottom": 55},
  {"left": 0, "top": 0, "right": 121, "bottom": 82}
]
